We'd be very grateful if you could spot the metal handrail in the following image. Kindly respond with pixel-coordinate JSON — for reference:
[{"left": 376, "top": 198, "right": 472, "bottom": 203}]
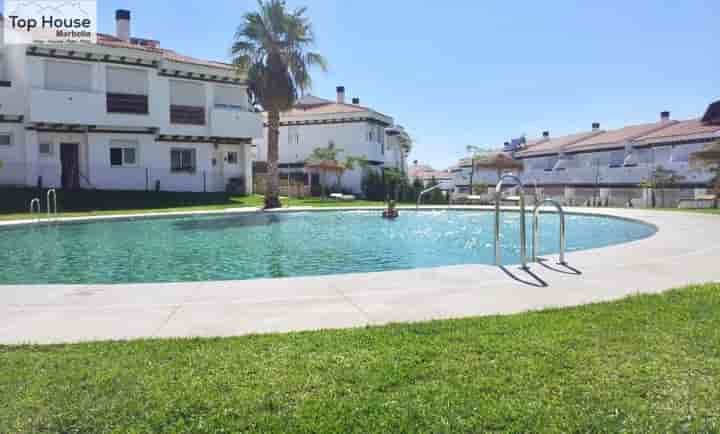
[
  {"left": 30, "top": 198, "right": 41, "bottom": 221},
  {"left": 47, "top": 188, "right": 58, "bottom": 217},
  {"left": 532, "top": 199, "right": 566, "bottom": 265},
  {"left": 494, "top": 175, "right": 527, "bottom": 269},
  {"left": 416, "top": 184, "right": 446, "bottom": 209}
]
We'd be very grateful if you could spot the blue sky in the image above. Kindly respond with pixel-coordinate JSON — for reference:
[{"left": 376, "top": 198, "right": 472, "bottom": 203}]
[{"left": 4, "top": 1, "right": 718, "bottom": 169}]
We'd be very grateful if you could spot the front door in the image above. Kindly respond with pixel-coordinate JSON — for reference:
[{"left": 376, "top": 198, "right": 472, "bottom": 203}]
[{"left": 60, "top": 143, "right": 80, "bottom": 189}]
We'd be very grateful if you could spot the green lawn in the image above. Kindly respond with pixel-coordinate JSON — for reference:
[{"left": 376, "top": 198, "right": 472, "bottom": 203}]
[
  {"left": 0, "top": 188, "right": 385, "bottom": 221},
  {"left": 1, "top": 283, "right": 719, "bottom": 433}
]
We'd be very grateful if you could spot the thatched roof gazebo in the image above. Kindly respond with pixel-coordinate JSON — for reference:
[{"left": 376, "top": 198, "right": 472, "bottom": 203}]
[
  {"left": 472, "top": 152, "right": 524, "bottom": 175},
  {"left": 304, "top": 160, "right": 347, "bottom": 173},
  {"left": 690, "top": 141, "right": 720, "bottom": 167}
]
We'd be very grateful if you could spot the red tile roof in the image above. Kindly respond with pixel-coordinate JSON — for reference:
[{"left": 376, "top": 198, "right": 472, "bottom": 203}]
[
  {"left": 566, "top": 121, "right": 676, "bottom": 152},
  {"left": 633, "top": 118, "right": 720, "bottom": 143},
  {"left": 515, "top": 130, "right": 604, "bottom": 157},
  {"left": 97, "top": 33, "right": 234, "bottom": 71}
]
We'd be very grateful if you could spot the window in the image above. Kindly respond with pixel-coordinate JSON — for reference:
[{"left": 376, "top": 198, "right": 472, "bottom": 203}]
[
  {"left": 170, "top": 80, "right": 206, "bottom": 124},
  {"left": 171, "top": 149, "right": 197, "bottom": 173},
  {"left": 671, "top": 143, "right": 703, "bottom": 163},
  {"left": 45, "top": 60, "right": 92, "bottom": 92},
  {"left": 288, "top": 126, "right": 301, "bottom": 145},
  {"left": 39, "top": 143, "right": 53, "bottom": 155},
  {"left": 214, "top": 85, "right": 246, "bottom": 109},
  {"left": 0, "top": 134, "right": 11, "bottom": 146},
  {"left": 170, "top": 80, "right": 205, "bottom": 106},
  {"left": 367, "top": 126, "right": 375, "bottom": 142},
  {"left": 608, "top": 150, "right": 626, "bottom": 168},
  {"left": 106, "top": 67, "right": 149, "bottom": 114},
  {"left": 109, "top": 141, "right": 138, "bottom": 167},
  {"left": 227, "top": 151, "right": 238, "bottom": 164}
]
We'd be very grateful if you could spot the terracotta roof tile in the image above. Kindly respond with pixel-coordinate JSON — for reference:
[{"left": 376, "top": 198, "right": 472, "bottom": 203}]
[
  {"left": 566, "top": 122, "right": 676, "bottom": 151},
  {"left": 515, "top": 131, "right": 603, "bottom": 157},
  {"left": 633, "top": 118, "right": 720, "bottom": 143}
]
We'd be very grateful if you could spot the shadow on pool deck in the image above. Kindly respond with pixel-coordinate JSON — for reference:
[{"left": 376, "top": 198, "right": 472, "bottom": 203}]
[{"left": 499, "top": 266, "right": 549, "bottom": 287}]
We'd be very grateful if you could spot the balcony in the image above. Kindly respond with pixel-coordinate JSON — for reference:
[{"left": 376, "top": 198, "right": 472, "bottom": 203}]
[
  {"left": 210, "top": 106, "right": 263, "bottom": 139},
  {"left": 29, "top": 88, "right": 105, "bottom": 124}
]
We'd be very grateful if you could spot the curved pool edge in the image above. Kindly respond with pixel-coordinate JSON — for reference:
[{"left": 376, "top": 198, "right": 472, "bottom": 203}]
[{"left": 1, "top": 207, "right": 718, "bottom": 345}]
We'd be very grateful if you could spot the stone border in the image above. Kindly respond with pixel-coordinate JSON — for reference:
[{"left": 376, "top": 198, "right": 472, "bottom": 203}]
[{"left": 1, "top": 207, "right": 718, "bottom": 344}]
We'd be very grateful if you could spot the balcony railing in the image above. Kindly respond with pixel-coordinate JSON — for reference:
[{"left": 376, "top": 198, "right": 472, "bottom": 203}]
[
  {"left": 170, "top": 105, "right": 206, "bottom": 125},
  {"left": 107, "top": 93, "right": 149, "bottom": 114}
]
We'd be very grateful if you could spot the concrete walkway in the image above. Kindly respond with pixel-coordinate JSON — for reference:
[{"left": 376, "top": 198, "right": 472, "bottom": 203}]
[{"left": 0, "top": 208, "right": 718, "bottom": 345}]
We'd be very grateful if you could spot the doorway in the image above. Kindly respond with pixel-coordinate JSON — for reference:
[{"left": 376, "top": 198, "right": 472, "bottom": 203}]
[{"left": 60, "top": 143, "right": 80, "bottom": 189}]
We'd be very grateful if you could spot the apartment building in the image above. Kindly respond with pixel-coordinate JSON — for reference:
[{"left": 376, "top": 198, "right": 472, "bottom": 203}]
[
  {"left": 0, "top": 10, "right": 262, "bottom": 193},
  {"left": 255, "top": 87, "right": 407, "bottom": 194},
  {"left": 455, "top": 102, "right": 720, "bottom": 206}
]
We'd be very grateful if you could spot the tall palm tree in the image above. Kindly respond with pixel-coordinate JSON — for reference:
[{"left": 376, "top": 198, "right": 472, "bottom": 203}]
[{"left": 232, "top": 0, "right": 327, "bottom": 209}]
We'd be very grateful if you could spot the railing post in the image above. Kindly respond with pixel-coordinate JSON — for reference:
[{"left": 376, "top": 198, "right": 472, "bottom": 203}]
[{"left": 494, "top": 174, "right": 527, "bottom": 268}]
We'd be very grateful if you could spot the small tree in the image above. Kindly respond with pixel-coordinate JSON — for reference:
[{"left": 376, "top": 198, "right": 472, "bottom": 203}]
[
  {"left": 641, "top": 165, "right": 685, "bottom": 208},
  {"left": 471, "top": 182, "right": 489, "bottom": 196}
]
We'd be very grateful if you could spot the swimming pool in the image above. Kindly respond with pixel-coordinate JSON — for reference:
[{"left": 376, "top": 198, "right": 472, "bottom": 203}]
[{"left": 0, "top": 210, "right": 656, "bottom": 285}]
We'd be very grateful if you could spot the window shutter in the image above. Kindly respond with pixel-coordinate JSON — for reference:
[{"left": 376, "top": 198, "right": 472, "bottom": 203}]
[
  {"left": 45, "top": 61, "right": 92, "bottom": 91},
  {"left": 107, "top": 67, "right": 147, "bottom": 95},
  {"left": 170, "top": 80, "right": 205, "bottom": 106},
  {"left": 214, "top": 85, "right": 245, "bottom": 107}
]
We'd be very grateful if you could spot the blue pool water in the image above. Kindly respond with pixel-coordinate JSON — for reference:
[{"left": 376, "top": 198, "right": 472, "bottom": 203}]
[{"left": 0, "top": 211, "right": 656, "bottom": 284}]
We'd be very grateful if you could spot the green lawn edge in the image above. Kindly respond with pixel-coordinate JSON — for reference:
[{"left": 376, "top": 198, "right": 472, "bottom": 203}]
[{"left": 2, "top": 283, "right": 719, "bottom": 433}]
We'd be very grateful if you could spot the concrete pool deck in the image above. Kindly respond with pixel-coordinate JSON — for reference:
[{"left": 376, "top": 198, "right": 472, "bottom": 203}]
[{"left": 0, "top": 207, "right": 718, "bottom": 345}]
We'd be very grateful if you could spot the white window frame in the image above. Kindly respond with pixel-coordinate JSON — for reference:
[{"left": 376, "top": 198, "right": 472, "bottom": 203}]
[
  {"left": 288, "top": 126, "right": 301, "bottom": 145},
  {"left": 109, "top": 141, "right": 139, "bottom": 167},
  {"left": 170, "top": 148, "right": 197, "bottom": 173}
]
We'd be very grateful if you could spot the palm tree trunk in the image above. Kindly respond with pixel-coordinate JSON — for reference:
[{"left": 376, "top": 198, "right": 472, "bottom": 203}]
[{"left": 265, "top": 110, "right": 282, "bottom": 209}]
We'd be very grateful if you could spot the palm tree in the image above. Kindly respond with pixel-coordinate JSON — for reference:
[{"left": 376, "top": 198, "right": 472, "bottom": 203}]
[{"left": 232, "top": 0, "right": 327, "bottom": 209}]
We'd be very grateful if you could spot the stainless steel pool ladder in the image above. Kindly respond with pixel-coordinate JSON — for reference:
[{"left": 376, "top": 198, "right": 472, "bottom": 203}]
[
  {"left": 47, "top": 188, "right": 58, "bottom": 217},
  {"left": 532, "top": 199, "right": 566, "bottom": 265},
  {"left": 416, "top": 184, "right": 448, "bottom": 210},
  {"left": 30, "top": 198, "right": 41, "bottom": 221},
  {"left": 494, "top": 175, "right": 528, "bottom": 269}
]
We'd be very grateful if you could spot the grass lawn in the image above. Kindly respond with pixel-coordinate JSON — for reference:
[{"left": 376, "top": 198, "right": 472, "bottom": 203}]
[
  {"left": 1, "top": 284, "right": 719, "bottom": 433},
  {"left": 0, "top": 188, "right": 385, "bottom": 221}
]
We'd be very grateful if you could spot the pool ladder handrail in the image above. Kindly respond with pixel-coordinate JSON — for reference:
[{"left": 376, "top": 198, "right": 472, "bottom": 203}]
[
  {"left": 532, "top": 198, "right": 566, "bottom": 265},
  {"left": 494, "top": 175, "right": 528, "bottom": 269},
  {"left": 30, "top": 198, "right": 41, "bottom": 221},
  {"left": 416, "top": 184, "right": 444, "bottom": 210},
  {"left": 47, "top": 188, "right": 58, "bottom": 217}
]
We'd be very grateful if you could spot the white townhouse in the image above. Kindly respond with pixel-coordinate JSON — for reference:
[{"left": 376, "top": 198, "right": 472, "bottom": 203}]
[
  {"left": 256, "top": 87, "right": 407, "bottom": 194},
  {"left": 455, "top": 103, "right": 720, "bottom": 206},
  {"left": 0, "top": 10, "right": 262, "bottom": 193}
]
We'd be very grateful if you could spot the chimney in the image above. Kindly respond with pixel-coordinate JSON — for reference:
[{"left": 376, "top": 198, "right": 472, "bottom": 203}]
[
  {"left": 542, "top": 131, "right": 550, "bottom": 138},
  {"left": 336, "top": 86, "right": 345, "bottom": 104},
  {"left": 116, "top": 9, "right": 131, "bottom": 42},
  {"left": 352, "top": 97, "right": 360, "bottom": 105},
  {"left": 592, "top": 122, "right": 601, "bottom": 131},
  {"left": 660, "top": 111, "right": 671, "bottom": 122}
]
